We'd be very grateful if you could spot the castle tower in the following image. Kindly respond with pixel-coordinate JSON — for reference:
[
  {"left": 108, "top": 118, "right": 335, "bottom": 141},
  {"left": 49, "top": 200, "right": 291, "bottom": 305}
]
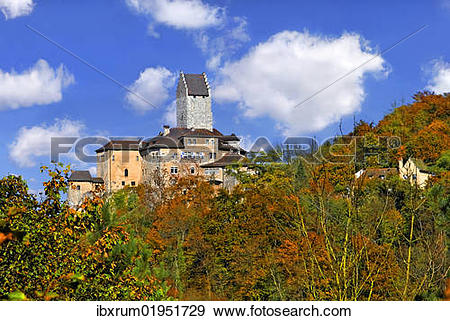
[{"left": 176, "top": 72, "right": 213, "bottom": 131}]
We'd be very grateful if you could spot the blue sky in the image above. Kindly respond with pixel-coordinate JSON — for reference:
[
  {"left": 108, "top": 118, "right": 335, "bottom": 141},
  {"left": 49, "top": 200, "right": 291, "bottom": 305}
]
[{"left": 0, "top": 0, "right": 449, "bottom": 193}]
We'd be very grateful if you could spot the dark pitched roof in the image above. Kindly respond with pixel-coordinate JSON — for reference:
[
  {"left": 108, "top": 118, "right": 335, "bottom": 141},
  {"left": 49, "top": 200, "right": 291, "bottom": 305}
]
[
  {"left": 364, "top": 168, "right": 398, "bottom": 178},
  {"left": 141, "top": 136, "right": 183, "bottom": 150},
  {"left": 68, "top": 170, "right": 92, "bottom": 182},
  {"left": 92, "top": 177, "right": 104, "bottom": 184},
  {"left": 140, "top": 128, "right": 248, "bottom": 153},
  {"left": 218, "top": 141, "right": 246, "bottom": 153},
  {"left": 201, "top": 153, "right": 247, "bottom": 168},
  {"left": 69, "top": 171, "right": 104, "bottom": 184},
  {"left": 96, "top": 139, "right": 141, "bottom": 153},
  {"left": 220, "top": 134, "right": 240, "bottom": 142},
  {"left": 166, "top": 127, "right": 223, "bottom": 139},
  {"left": 184, "top": 74, "right": 209, "bottom": 96}
]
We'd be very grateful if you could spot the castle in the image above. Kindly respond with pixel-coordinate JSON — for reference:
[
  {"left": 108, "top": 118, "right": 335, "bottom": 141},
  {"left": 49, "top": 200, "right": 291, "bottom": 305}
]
[{"left": 68, "top": 72, "right": 247, "bottom": 206}]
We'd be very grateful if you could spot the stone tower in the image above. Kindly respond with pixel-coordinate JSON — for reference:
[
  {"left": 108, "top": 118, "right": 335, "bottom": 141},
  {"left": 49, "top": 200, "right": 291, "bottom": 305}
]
[{"left": 176, "top": 72, "right": 213, "bottom": 131}]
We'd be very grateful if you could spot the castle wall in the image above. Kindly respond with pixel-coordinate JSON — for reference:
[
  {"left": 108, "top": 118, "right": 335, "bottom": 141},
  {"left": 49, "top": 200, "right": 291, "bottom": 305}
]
[
  {"left": 177, "top": 95, "right": 213, "bottom": 130},
  {"left": 399, "top": 159, "right": 431, "bottom": 188},
  {"left": 68, "top": 181, "right": 94, "bottom": 206},
  {"left": 176, "top": 73, "right": 213, "bottom": 131},
  {"left": 97, "top": 149, "right": 143, "bottom": 193}
]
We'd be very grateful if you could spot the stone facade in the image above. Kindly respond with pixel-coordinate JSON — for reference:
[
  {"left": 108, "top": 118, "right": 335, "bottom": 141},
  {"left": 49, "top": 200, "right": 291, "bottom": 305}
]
[
  {"left": 176, "top": 72, "right": 213, "bottom": 131},
  {"left": 96, "top": 140, "right": 143, "bottom": 193},
  {"left": 399, "top": 158, "right": 432, "bottom": 188},
  {"left": 67, "top": 171, "right": 104, "bottom": 206},
  {"left": 140, "top": 128, "right": 245, "bottom": 187},
  {"left": 354, "top": 158, "right": 433, "bottom": 189}
]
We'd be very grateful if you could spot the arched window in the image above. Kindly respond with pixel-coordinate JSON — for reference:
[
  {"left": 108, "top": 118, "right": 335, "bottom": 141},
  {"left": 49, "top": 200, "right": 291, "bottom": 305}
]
[{"left": 124, "top": 169, "right": 128, "bottom": 177}]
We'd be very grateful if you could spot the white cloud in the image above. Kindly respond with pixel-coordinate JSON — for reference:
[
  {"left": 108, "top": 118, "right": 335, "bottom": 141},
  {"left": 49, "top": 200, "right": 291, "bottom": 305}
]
[
  {"left": 125, "top": 0, "right": 224, "bottom": 32},
  {"left": 0, "top": 0, "right": 34, "bottom": 19},
  {"left": 125, "top": 0, "right": 249, "bottom": 70},
  {"left": 0, "top": 59, "right": 74, "bottom": 110},
  {"left": 425, "top": 59, "right": 450, "bottom": 94},
  {"left": 9, "top": 119, "right": 84, "bottom": 168},
  {"left": 196, "top": 16, "right": 250, "bottom": 70},
  {"left": 162, "top": 100, "right": 177, "bottom": 126},
  {"left": 215, "top": 31, "right": 388, "bottom": 135},
  {"left": 126, "top": 66, "right": 175, "bottom": 113}
]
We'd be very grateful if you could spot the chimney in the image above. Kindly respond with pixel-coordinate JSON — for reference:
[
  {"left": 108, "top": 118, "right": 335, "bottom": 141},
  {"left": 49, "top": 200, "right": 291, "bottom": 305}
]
[{"left": 163, "top": 125, "right": 170, "bottom": 136}]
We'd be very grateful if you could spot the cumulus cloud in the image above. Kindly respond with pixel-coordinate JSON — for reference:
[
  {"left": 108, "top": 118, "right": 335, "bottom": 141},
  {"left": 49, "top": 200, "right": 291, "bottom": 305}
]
[
  {"left": 425, "top": 59, "right": 450, "bottom": 94},
  {"left": 0, "top": 0, "right": 34, "bottom": 19},
  {"left": 215, "top": 31, "right": 388, "bottom": 135},
  {"left": 125, "top": 0, "right": 249, "bottom": 70},
  {"left": 126, "top": 66, "right": 176, "bottom": 113},
  {"left": 0, "top": 59, "right": 75, "bottom": 110},
  {"left": 195, "top": 16, "right": 251, "bottom": 70},
  {"left": 9, "top": 119, "right": 84, "bottom": 167},
  {"left": 125, "top": 0, "right": 224, "bottom": 33},
  {"left": 162, "top": 100, "right": 177, "bottom": 126}
]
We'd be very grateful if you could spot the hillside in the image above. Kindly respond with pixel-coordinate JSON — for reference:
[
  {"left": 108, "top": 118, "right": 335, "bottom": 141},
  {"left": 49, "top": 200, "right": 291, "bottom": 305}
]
[{"left": 0, "top": 92, "right": 449, "bottom": 301}]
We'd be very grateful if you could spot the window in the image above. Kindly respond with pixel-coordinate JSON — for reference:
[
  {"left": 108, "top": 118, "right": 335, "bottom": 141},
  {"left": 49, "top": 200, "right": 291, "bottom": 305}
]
[
  {"left": 172, "top": 153, "right": 177, "bottom": 159},
  {"left": 122, "top": 181, "right": 125, "bottom": 186},
  {"left": 170, "top": 166, "right": 178, "bottom": 174},
  {"left": 77, "top": 185, "right": 80, "bottom": 190},
  {"left": 190, "top": 167, "right": 195, "bottom": 174},
  {"left": 124, "top": 169, "right": 129, "bottom": 177},
  {"left": 206, "top": 168, "right": 218, "bottom": 175},
  {"left": 136, "top": 155, "right": 139, "bottom": 161},
  {"left": 209, "top": 152, "right": 217, "bottom": 160},
  {"left": 187, "top": 139, "right": 192, "bottom": 145},
  {"left": 193, "top": 138, "right": 197, "bottom": 144},
  {"left": 112, "top": 154, "right": 115, "bottom": 161},
  {"left": 379, "top": 175, "right": 385, "bottom": 180},
  {"left": 412, "top": 174, "right": 417, "bottom": 180},
  {"left": 131, "top": 181, "right": 136, "bottom": 186}
]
